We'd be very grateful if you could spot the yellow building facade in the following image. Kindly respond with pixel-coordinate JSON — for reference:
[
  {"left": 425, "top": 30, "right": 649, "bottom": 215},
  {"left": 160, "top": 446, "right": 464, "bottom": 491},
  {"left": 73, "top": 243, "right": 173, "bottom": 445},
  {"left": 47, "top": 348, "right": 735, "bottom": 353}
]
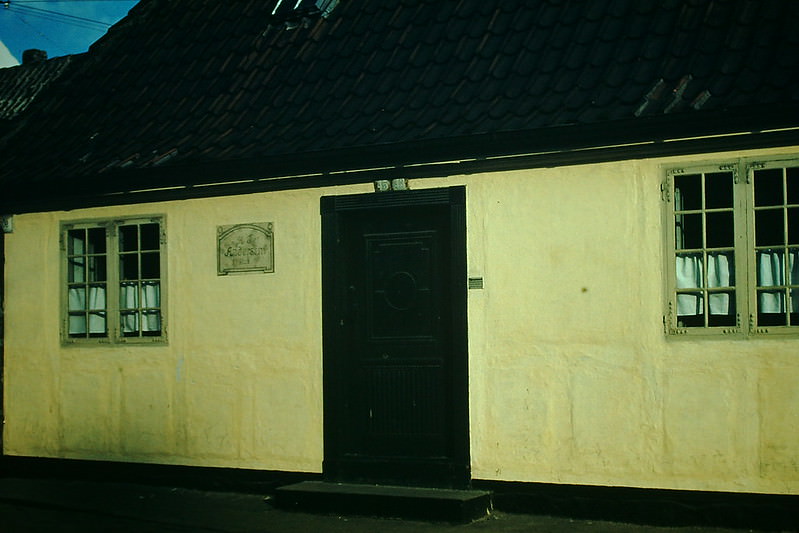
[{"left": 3, "top": 145, "right": 798, "bottom": 495}]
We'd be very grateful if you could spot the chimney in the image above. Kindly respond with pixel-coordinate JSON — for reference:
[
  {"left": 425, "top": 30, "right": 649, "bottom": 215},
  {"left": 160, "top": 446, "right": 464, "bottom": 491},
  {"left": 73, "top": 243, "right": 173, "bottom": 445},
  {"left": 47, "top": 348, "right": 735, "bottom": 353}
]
[{"left": 22, "top": 49, "right": 47, "bottom": 65}]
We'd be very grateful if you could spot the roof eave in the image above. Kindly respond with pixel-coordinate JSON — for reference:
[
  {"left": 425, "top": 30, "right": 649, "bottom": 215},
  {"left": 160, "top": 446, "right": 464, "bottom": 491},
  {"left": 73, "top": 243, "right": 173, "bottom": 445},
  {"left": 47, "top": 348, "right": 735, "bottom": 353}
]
[{"left": 3, "top": 103, "right": 799, "bottom": 214}]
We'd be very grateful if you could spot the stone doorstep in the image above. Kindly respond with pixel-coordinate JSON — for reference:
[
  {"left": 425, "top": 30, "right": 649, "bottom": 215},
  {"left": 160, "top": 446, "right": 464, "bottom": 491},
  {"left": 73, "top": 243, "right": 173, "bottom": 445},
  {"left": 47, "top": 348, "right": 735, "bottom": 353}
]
[{"left": 274, "top": 480, "right": 493, "bottom": 523}]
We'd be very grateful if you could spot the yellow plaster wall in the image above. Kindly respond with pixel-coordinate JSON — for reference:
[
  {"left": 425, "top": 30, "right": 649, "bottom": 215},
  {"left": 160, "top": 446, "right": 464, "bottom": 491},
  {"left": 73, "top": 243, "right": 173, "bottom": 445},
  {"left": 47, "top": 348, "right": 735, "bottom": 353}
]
[
  {"left": 3, "top": 147, "right": 798, "bottom": 494},
  {"left": 457, "top": 146, "right": 799, "bottom": 495},
  {"left": 3, "top": 184, "right": 368, "bottom": 472}
]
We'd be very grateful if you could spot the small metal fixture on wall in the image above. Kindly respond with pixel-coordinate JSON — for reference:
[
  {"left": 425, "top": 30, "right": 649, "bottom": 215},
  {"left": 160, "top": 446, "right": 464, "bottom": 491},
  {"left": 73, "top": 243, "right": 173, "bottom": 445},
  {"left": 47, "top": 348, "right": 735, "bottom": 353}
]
[
  {"left": 468, "top": 277, "right": 484, "bottom": 290},
  {"left": 1, "top": 215, "right": 12, "bottom": 233},
  {"left": 374, "top": 178, "right": 409, "bottom": 192}
]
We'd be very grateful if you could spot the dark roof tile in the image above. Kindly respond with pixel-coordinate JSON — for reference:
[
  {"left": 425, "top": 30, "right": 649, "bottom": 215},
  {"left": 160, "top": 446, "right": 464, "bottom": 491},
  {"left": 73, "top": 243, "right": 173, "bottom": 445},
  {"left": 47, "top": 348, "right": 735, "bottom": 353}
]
[
  {"left": 595, "top": 13, "right": 626, "bottom": 44},
  {"left": 575, "top": 65, "right": 604, "bottom": 91},
  {"left": 0, "top": 55, "right": 72, "bottom": 121},
  {"left": 607, "top": 0, "right": 633, "bottom": 18},
  {"left": 583, "top": 1, "right": 606, "bottom": 22},
  {"left": 573, "top": 18, "right": 600, "bottom": 46}
]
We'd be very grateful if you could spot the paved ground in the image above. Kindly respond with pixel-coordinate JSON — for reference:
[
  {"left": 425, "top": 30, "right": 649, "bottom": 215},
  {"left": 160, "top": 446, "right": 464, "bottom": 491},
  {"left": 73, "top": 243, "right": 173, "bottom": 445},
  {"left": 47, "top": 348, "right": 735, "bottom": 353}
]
[{"left": 0, "top": 477, "right": 787, "bottom": 533}]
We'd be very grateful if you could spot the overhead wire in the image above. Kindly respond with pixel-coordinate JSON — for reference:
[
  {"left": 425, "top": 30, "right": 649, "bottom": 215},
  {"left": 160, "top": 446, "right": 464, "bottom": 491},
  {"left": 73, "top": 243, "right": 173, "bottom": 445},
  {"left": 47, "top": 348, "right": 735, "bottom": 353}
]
[
  {"left": 3, "top": 1, "right": 136, "bottom": 35},
  {"left": 9, "top": 4, "right": 112, "bottom": 32},
  {"left": 1, "top": 1, "right": 137, "bottom": 60},
  {"left": 7, "top": 7, "right": 58, "bottom": 47}
]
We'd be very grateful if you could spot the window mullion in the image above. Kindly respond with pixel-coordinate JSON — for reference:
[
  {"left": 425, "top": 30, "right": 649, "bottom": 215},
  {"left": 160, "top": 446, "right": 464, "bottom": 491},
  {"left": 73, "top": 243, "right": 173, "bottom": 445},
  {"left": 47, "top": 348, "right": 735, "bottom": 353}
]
[
  {"left": 662, "top": 173, "right": 681, "bottom": 334},
  {"left": 742, "top": 163, "right": 757, "bottom": 333},
  {"left": 109, "top": 222, "right": 121, "bottom": 340}
]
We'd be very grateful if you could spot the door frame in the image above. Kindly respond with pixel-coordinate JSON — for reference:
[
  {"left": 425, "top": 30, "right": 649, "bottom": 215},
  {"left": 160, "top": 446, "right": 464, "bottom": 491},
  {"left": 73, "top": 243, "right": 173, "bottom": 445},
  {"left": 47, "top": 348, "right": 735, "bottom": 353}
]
[{"left": 320, "top": 186, "right": 469, "bottom": 488}]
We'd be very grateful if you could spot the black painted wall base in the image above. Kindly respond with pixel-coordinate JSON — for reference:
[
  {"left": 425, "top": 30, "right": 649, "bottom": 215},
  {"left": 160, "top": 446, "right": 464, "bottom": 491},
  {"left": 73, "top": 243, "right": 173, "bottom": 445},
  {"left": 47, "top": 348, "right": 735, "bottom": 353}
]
[
  {"left": 2, "top": 456, "right": 797, "bottom": 530},
  {"left": 473, "top": 480, "right": 799, "bottom": 532},
  {"left": 0, "top": 455, "right": 318, "bottom": 494}
]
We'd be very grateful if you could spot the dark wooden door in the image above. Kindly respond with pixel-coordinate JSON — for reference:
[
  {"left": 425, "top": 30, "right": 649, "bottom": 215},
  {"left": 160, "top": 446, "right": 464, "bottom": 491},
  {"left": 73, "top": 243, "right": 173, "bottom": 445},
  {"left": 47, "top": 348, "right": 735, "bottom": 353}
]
[{"left": 321, "top": 187, "right": 469, "bottom": 488}]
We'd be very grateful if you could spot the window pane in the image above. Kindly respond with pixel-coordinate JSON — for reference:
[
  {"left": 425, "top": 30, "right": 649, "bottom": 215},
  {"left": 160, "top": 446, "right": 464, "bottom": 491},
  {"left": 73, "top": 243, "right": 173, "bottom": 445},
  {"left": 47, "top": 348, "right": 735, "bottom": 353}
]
[
  {"left": 142, "top": 281, "right": 161, "bottom": 308},
  {"left": 142, "top": 311, "right": 162, "bottom": 335},
  {"left": 675, "top": 213, "right": 702, "bottom": 249},
  {"left": 88, "top": 311, "right": 107, "bottom": 335},
  {"left": 755, "top": 208, "right": 785, "bottom": 246},
  {"left": 140, "top": 223, "right": 160, "bottom": 251},
  {"left": 88, "top": 256, "right": 107, "bottom": 282},
  {"left": 120, "top": 254, "right": 139, "bottom": 280},
  {"left": 87, "top": 228, "right": 106, "bottom": 254},
  {"left": 119, "top": 225, "right": 139, "bottom": 252},
  {"left": 790, "top": 250, "right": 799, "bottom": 284},
  {"left": 791, "top": 288, "right": 799, "bottom": 325},
  {"left": 707, "top": 252, "right": 734, "bottom": 287},
  {"left": 68, "top": 257, "right": 85, "bottom": 282},
  {"left": 788, "top": 208, "right": 799, "bottom": 245},
  {"left": 88, "top": 285, "right": 107, "bottom": 310},
  {"left": 68, "top": 229, "right": 85, "bottom": 255},
  {"left": 676, "top": 253, "right": 702, "bottom": 288},
  {"left": 121, "top": 311, "right": 139, "bottom": 335},
  {"left": 68, "top": 314, "right": 87, "bottom": 336},
  {"left": 708, "top": 291, "right": 735, "bottom": 326},
  {"left": 706, "top": 211, "right": 734, "bottom": 248},
  {"left": 674, "top": 174, "right": 702, "bottom": 211},
  {"left": 754, "top": 168, "right": 783, "bottom": 207},
  {"left": 757, "top": 250, "right": 785, "bottom": 287},
  {"left": 141, "top": 252, "right": 160, "bottom": 279},
  {"left": 708, "top": 291, "right": 733, "bottom": 315},
  {"left": 677, "top": 315, "right": 705, "bottom": 327},
  {"left": 68, "top": 287, "right": 86, "bottom": 311},
  {"left": 758, "top": 289, "right": 786, "bottom": 314},
  {"left": 120, "top": 282, "right": 138, "bottom": 310},
  {"left": 705, "top": 171, "right": 733, "bottom": 208},
  {"left": 677, "top": 292, "right": 703, "bottom": 324},
  {"left": 787, "top": 167, "right": 799, "bottom": 205}
]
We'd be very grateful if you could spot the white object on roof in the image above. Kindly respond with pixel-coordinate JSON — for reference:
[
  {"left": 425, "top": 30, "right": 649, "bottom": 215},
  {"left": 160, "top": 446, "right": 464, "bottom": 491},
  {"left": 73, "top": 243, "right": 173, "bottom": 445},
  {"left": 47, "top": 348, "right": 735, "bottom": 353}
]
[{"left": 0, "top": 40, "right": 20, "bottom": 68}]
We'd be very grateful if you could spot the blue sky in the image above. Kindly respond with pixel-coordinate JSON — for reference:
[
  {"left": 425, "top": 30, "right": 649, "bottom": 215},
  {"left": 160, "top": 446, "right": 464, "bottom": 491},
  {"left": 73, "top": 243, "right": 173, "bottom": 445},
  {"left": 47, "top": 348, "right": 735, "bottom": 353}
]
[{"left": 1, "top": 0, "right": 138, "bottom": 63}]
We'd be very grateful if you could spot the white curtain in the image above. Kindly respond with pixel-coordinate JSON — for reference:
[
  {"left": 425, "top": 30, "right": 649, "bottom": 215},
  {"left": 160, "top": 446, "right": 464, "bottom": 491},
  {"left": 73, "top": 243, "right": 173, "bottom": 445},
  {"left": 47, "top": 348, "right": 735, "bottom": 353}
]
[
  {"left": 67, "top": 286, "right": 106, "bottom": 334},
  {"left": 678, "top": 250, "right": 799, "bottom": 317},
  {"left": 676, "top": 255, "right": 702, "bottom": 316},
  {"left": 758, "top": 250, "right": 799, "bottom": 313},
  {"left": 675, "top": 253, "right": 731, "bottom": 316},
  {"left": 141, "top": 282, "right": 161, "bottom": 332},
  {"left": 120, "top": 282, "right": 161, "bottom": 333}
]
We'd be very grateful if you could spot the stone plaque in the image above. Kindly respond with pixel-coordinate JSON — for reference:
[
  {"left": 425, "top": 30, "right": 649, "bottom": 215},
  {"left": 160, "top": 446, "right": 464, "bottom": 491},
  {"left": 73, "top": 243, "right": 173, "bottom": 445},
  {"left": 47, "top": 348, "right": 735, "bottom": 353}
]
[{"left": 217, "top": 222, "right": 274, "bottom": 275}]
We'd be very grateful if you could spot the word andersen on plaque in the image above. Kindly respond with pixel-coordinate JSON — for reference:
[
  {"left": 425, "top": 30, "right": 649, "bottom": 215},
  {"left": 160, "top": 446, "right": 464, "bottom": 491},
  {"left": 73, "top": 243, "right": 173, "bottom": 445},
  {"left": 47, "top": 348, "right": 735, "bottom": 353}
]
[{"left": 217, "top": 222, "right": 274, "bottom": 275}]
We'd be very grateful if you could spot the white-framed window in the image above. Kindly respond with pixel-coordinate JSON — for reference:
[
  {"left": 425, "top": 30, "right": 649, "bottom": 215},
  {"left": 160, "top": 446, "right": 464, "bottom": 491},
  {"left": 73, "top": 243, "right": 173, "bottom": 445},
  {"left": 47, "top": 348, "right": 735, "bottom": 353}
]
[
  {"left": 62, "top": 216, "right": 166, "bottom": 344},
  {"left": 663, "top": 157, "right": 799, "bottom": 337}
]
